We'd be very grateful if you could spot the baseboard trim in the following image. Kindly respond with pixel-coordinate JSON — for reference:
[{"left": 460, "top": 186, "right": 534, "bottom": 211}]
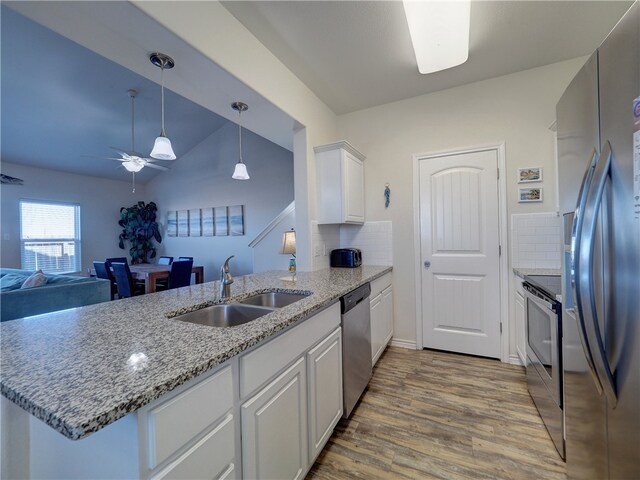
[
  {"left": 509, "top": 354, "right": 524, "bottom": 366},
  {"left": 390, "top": 338, "right": 418, "bottom": 350}
]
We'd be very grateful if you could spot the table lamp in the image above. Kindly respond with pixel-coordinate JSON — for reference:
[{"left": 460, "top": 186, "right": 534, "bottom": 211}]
[{"left": 281, "top": 229, "right": 296, "bottom": 276}]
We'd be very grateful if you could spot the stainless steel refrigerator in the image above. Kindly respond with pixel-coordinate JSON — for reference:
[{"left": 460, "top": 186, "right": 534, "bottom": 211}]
[{"left": 556, "top": 2, "right": 639, "bottom": 479}]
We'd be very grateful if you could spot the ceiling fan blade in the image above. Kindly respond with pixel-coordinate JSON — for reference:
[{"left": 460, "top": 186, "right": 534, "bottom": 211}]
[
  {"left": 81, "top": 154, "right": 126, "bottom": 162},
  {"left": 145, "top": 163, "right": 169, "bottom": 171}
]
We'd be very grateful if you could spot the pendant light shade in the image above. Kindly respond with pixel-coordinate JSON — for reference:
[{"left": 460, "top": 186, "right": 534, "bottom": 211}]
[
  {"left": 149, "top": 52, "right": 176, "bottom": 160},
  {"left": 231, "top": 101, "right": 250, "bottom": 180},
  {"left": 232, "top": 162, "right": 250, "bottom": 180},
  {"left": 150, "top": 135, "right": 176, "bottom": 161}
]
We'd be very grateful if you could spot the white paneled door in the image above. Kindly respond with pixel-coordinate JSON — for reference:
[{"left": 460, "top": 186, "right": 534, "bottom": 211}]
[{"left": 419, "top": 148, "right": 501, "bottom": 358}]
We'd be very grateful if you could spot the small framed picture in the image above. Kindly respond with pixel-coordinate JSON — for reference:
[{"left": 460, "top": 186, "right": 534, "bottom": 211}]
[
  {"left": 519, "top": 187, "right": 543, "bottom": 203},
  {"left": 518, "top": 167, "right": 543, "bottom": 183}
]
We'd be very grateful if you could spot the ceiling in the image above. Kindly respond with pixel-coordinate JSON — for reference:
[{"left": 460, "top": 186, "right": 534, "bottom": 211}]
[
  {"left": 1, "top": 6, "right": 231, "bottom": 183},
  {"left": 222, "top": 1, "right": 633, "bottom": 114}
]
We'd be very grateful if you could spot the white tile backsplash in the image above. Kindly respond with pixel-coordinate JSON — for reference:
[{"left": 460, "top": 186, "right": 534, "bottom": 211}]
[
  {"left": 511, "top": 213, "right": 561, "bottom": 269},
  {"left": 339, "top": 221, "right": 393, "bottom": 266},
  {"left": 311, "top": 222, "right": 340, "bottom": 270}
]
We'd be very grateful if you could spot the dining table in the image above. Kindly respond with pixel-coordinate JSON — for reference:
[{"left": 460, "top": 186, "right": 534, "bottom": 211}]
[{"left": 128, "top": 264, "right": 204, "bottom": 293}]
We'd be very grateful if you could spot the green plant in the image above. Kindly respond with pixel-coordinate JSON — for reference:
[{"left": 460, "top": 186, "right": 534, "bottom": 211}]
[{"left": 118, "top": 201, "right": 162, "bottom": 264}]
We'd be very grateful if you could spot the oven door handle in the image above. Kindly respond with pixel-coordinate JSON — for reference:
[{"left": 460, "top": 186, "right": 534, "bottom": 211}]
[
  {"left": 576, "top": 140, "right": 617, "bottom": 407},
  {"left": 571, "top": 148, "right": 603, "bottom": 394},
  {"left": 523, "top": 284, "right": 555, "bottom": 310}
]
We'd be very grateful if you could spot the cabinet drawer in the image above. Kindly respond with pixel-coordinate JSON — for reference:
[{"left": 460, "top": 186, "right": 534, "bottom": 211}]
[
  {"left": 240, "top": 302, "right": 340, "bottom": 398},
  {"left": 370, "top": 272, "right": 392, "bottom": 299},
  {"left": 152, "top": 414, "right": 235, "bottom": 480},
  {"left": 148, "top": 366, "right": 233, "bottom": 468}
]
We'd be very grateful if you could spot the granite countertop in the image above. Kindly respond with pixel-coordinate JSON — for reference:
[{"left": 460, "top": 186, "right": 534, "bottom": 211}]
[
  {"left": 0, "top": 266, "right": 391, "bottom": 440},
  {"left": 513, "top": 267, "right": 562, "bottom": 278}
]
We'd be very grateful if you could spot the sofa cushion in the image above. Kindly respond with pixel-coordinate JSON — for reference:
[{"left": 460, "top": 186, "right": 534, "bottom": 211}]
[
  {"left": 0, "top": 274, "right": 28, "bottom": 292},
  {"left": 45, "top": 275, "right": 93, "bottom": 285},
  {"left": 21, "top": 270, "right": 48, "bottom": 289}
]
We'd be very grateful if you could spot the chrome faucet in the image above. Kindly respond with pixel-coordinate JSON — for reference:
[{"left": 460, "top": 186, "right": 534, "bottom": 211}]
[{"left": 220, "top": 255, "right": 235, "bottom": 299}]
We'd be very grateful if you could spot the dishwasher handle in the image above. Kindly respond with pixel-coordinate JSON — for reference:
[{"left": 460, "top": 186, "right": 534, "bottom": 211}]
[{"left": 341, "top": 283, "right": 371, "bottom": 314}]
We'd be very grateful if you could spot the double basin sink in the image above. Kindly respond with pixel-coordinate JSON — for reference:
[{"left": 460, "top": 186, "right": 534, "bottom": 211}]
[{"left": 172, "top": 292, "right": 309, "bottom": 328}]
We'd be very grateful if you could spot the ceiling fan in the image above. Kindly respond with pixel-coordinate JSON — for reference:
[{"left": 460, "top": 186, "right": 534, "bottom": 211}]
[{"left": 105, "top": 89, "right": 171, "bottom": 174}]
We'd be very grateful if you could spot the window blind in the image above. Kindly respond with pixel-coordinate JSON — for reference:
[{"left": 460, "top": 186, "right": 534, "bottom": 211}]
[{"left": 20, "top": 201, "right": 81, "bottom": 274}]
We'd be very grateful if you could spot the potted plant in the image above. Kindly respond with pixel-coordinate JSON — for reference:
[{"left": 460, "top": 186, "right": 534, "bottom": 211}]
[{"left": 118, "top": 201, "right": 162, "bottom": 264}]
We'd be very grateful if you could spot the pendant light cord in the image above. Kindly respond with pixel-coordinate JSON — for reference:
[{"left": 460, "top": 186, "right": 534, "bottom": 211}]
[
  {"left": 160, "top": 64, "right": 166, "bottom": 137},
  {"left": 131, "top": 93, "right": 135, "bottom": 152},
  {"left": 238, "top": 109, "right": 243, "bottom": 164}
]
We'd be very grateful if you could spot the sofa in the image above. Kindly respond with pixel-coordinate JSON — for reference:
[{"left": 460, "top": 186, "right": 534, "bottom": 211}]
[{"left": 0, "top": 268, "right": 110, "bottom": 322}]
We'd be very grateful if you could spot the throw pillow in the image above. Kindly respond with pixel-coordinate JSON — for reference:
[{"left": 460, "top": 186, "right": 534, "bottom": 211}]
[
  {"left": 20, "top": 270, "right": 48, "bottom": 289},
  {"left": 0, "top": 273, "right": 28, "bottom": 291}
]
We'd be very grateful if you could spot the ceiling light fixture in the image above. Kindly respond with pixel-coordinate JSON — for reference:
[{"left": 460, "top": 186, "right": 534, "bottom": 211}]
[
  {"left": 149, "top": 52, "right": 177, "bottom": 160},
  {"left": 402, "top": 0, "right": 471, "bottom": 74},
  {"left": 231, "top": 101, "right": 250, "bottom": 180}
]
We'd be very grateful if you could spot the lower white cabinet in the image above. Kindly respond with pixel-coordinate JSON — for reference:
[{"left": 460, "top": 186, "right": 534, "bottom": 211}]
[
  {"left": 241, "top": 357, "right": 308, "bottom": 480},
  {"left": 515, "top": 277, "right": 527, "bottom": 365},
  {"left": 307, "top": 327, "right": 342, "bottom": 462},
  {"left": 370, "top": 273, "right": 393, "bottom": 366},
  {"left": 152, "top": 414, "right": 236, "bottom": 480}
]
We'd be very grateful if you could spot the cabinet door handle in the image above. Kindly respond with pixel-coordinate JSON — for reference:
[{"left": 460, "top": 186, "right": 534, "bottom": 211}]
[{"left": 423, "top": 260, "right": 431, "bottom": 269}]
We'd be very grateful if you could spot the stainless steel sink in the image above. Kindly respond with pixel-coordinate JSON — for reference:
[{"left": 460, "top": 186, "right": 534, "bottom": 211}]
[
  {"left": 238, "top": 292, "right": 310, "bottom": 308},
  {"left": 173, "top": 304, "right": 275, "bottom": 328}
]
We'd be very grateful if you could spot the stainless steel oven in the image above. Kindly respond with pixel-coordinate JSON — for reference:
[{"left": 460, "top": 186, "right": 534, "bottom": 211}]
[{"left": 524, "top": 275, "right": 565, "bottom": 459}]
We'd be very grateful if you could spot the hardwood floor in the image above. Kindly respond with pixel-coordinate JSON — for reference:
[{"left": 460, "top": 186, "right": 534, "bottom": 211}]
[{"left": 307, "top": 347, "right": 566, "bottom": 480}]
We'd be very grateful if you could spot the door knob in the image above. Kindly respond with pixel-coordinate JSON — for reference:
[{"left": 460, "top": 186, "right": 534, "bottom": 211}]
[{"left": 424, "top": 260, "right": 431, "bottom": 269}]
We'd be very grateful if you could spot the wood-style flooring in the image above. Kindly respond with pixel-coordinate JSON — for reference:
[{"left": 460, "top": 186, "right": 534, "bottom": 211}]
[{"left": 307, "top": 347, "right": 566, "bottom": 480}]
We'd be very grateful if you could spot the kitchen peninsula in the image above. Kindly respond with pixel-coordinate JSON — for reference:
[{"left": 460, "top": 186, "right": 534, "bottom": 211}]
[{"left": 1, "top": 266, "right": 392, "bottom": 479}]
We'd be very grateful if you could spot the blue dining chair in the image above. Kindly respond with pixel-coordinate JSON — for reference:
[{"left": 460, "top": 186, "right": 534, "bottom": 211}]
[
  {"left": 93, "top": 261, "right": 117, "bottom": 300},
  {"left": 111, "top": 262, "right": 144, "bottom": 298},
  {"left": 168, "top": 259, "right": 194, "bottom": 289},
  {"left": 158, "top": 256, "right": 173, "bottom": 265},
  {"left": 106, "top": 257, "right": 128, "bottom": 265}
]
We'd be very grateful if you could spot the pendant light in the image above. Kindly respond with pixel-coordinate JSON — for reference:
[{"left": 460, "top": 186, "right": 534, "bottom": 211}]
[
  {"left": 231, "top": 101, "right": 250, "bottom": 180},
  {"left": 149, "top": 52, "right": 177, "bottom": 160}
]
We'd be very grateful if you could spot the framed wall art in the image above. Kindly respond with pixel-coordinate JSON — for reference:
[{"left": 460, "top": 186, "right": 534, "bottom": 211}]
[
  {"left": 519, "top": 187, "right": 543, "bottom": 203},
  {"left": 214, "top": 207, "right": 228, "bottom": 236},
  {"left": 189, "top": 209, "right": 201, "bottom": 237},
  {"left": 166, "top": 211, "right": 177, "bottom": 237},
  {"left": 518, "top": 167, "right": 543, "bottom": 183},
  {"left": 202, "top": 208, "right": 214, "bottom": 236},
  {"left": 228, "top": 205, "right": 245, "bottom": 236},
  {"left": 177, "top": 210, "right": 189, "bottom": 237}
]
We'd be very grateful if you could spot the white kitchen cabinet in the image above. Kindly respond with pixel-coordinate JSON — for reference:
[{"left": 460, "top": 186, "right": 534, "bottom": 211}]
[
  {"left": 515, "top": 276, "right": 527, "bottom": 365},
  {"left": 307, "top": 327, "right": 342, "bottom": 463},
  {"left": 315, "top": 141, "right": 365, "bottom": 224},
  {"left": 370, "top": 273, "right": 393, "bottom": 366},
  {"left": 241, "top": 357, "right": 308, "bottom": 480}
]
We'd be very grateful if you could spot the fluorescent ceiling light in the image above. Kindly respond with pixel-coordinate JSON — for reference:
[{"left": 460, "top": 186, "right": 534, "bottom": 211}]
[{"left": 403, "top": 0, "right": 471, "bottom": 74}]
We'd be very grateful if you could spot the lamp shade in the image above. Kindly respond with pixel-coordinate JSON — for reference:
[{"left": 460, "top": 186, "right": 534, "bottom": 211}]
[
  {"left": 123, "top": 160, "right": 144, "bottom": 172},
  {"left": 281, "top": 230, "right": 296, "bottom": 255},
  {"left": 150, "top": 135, "right": 176, "bottom": 160},
  {"left": 232, "top": 162, "right": 250, "bottom": 180}
]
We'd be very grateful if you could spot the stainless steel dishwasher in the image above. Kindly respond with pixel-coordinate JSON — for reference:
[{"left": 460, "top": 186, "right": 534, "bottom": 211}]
[{"left": 340, "top": 282, "right": 372, "bottom": 418}]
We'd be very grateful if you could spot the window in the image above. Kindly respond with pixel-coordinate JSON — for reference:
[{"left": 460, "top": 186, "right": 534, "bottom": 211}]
[{"left": 20, "top": 200, "right": 81, "bottom": 274}]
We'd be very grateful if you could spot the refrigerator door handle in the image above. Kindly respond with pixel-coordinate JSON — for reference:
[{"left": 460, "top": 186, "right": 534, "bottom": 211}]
[
  {"left": 571, "top": 148, "right": 603, "bottom": 394},
  {"left": 577, "top": 140, "right": 617, "bottom": 407}
]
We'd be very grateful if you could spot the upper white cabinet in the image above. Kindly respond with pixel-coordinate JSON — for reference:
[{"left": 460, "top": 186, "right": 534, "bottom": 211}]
[{"left": 315, "top": 141, "right": 365, "bottom": 224}]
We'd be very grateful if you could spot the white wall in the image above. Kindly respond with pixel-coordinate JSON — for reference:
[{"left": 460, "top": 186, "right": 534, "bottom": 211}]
[
  {"left": 0, "top": 162, "right": 146, "bottom": 273},
  {"left": 336, "top": 57, "right": 587, "bottom": 350},
  {"left": 145, "top": 122, "right": 294, "bottom": 281},
  {"left": 251, "top": 208, "right": 296, "bottom": 273}
]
